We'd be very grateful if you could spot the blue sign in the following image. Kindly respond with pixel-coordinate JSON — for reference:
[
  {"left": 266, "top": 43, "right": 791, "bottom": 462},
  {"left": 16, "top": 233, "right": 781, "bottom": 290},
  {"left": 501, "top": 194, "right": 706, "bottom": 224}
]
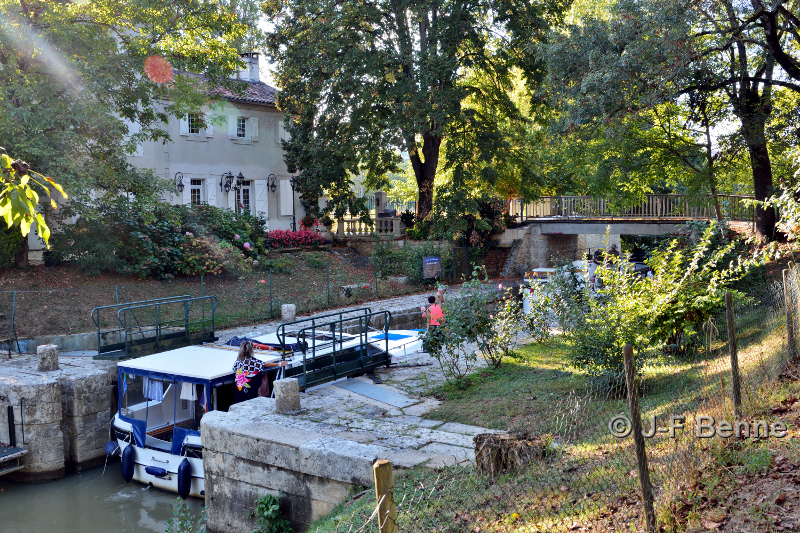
[{"left": 423, "top": 256, "right": 442, "bottom": 279}]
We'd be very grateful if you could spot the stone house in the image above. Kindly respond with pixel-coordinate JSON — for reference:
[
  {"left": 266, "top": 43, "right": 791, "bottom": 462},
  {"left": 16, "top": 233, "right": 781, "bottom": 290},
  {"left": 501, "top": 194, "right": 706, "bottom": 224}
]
[{"left": 126, "top": 53, "right": 305, "bottom": 230}]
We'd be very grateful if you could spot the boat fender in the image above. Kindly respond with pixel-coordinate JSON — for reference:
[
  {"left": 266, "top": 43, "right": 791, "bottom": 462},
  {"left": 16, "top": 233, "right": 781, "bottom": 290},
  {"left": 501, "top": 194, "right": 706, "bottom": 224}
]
[
  {"left": 104, "top": 441, "right": 120, "bottom": 457},
  {"left": 177, "top": 458, "right": 192, "bottom": 499},
  {"left": 145, "top": 466, "right": 168, "bottom": 478},
  {"left": 121, "top": 444, "right": 135, "bottom": 483}
]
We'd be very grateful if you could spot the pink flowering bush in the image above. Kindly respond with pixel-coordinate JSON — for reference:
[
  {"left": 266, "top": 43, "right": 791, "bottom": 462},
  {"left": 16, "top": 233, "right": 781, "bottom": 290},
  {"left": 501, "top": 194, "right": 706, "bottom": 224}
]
[{"left": 265, "top": 229, "right": 325, "bottom": 249}]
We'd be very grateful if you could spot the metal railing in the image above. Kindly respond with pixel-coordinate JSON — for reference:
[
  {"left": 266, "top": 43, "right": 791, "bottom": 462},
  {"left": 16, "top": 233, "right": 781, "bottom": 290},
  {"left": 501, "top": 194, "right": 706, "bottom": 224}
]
[
  {"left": 276, "top": 308, "right": 393, "bottom": 390},
  {"left": 92, "top": 295, "right": 218, "bottom": 360},
  {"left": 509, "top": 194, "right": 756, "bottom": 222}
]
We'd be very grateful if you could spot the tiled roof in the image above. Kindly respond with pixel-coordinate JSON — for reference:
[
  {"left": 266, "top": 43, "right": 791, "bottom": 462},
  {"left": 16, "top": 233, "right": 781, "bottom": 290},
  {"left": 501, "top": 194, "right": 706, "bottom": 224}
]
[{"left": 214, "top": 79, "right": 278, "bottom": 106}]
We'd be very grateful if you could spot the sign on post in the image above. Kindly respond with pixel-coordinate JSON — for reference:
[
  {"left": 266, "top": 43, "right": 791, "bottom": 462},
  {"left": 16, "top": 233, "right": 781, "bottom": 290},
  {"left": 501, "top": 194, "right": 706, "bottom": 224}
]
[{"left": 423, "top": 256, "right": 442, "bottom": 279}]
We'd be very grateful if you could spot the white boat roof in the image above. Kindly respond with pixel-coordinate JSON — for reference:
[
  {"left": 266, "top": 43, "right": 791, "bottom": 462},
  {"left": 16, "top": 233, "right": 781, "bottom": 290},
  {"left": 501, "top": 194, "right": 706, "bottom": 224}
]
[{"left": 118, "top": 345, "right": 282, "bottom": 381}]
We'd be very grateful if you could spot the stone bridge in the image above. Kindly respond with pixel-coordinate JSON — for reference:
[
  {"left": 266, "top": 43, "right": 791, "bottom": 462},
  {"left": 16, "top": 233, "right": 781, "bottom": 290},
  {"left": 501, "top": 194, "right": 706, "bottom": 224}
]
[{"left": 501, "top": 194, "right": 755, "bottom": 273}]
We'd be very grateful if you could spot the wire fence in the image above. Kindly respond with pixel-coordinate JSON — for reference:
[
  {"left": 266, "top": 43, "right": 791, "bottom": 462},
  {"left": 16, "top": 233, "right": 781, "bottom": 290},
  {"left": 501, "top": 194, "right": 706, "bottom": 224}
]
[
  {"left": 319, "top": 266, "right": 800, "bottom": 532},
  {"left": 0, "top": 251, "right": 436, "bottom": 349}
]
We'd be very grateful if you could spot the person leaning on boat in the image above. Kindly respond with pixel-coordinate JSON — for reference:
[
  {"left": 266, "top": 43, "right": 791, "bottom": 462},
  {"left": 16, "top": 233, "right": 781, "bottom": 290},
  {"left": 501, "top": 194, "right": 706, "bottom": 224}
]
[{"left": 232, "top": 341, "right": 287, "bottom": 404}]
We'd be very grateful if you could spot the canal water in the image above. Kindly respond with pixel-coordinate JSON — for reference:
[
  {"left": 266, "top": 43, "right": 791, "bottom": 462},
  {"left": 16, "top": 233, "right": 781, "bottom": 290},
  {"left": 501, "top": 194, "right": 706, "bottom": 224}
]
[{"left": 0, "top": 464, "right": 204, "bottom": 532}]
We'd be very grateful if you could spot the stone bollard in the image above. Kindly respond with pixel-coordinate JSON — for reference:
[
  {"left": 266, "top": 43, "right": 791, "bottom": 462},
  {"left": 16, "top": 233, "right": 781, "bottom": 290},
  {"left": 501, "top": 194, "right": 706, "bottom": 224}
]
[
  {"left": 274, "top": 378, "right": 301, "bottom": 413},
  {"left": 37, "top": 344, "right": 59, "bottom": 372},
  {"left": 281, "top": 304, "right": 296, "bottom": 322}
]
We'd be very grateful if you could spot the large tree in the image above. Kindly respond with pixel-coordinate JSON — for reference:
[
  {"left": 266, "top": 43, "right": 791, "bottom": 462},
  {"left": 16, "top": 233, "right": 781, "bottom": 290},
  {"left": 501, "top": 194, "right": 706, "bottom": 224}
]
[
  {"left": 263, "top": 0, "right": 569, "bottom": 221},
  {"left": 547, "top": 0, "right": 793, "bottom": 239},
  {"left": 0, "top": 0, "right": 263, "bottom": 205}
]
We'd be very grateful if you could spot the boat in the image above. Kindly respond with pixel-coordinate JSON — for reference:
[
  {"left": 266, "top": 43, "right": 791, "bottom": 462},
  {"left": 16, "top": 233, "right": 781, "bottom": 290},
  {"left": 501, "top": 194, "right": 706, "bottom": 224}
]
[{"left": 107, "top": 317, "right": 423, "bottom": 498}]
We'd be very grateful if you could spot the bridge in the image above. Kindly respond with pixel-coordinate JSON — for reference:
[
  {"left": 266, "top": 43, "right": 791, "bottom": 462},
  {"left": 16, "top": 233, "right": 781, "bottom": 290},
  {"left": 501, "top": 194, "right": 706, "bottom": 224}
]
[{"left": 502, "top": 194, "right": 756, "bottom": 272}]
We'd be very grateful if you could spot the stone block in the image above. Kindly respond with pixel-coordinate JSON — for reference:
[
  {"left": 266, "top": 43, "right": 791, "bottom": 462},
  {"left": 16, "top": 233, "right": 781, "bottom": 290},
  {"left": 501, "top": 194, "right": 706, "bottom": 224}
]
[
  {"left": 299, "top": 437, "right": 385, "bottom": 485},
  {"left": 419, "top": 442, "right": 475, "bottom": 462},
  {"left": 37, "top": 344, "right": 59, "bottom": 371},
  {"left": 274, "top": 378, "right": 301, "bottom": 413},
  {"left": 383, "top": 449, "right": 435, "bottom": 469},
  {"left": 281, "top": 304, "right": 296, "bottom": 322},
  {"left": 58, "top": 371, "right": 111, "bottom": 417},
  {"left": 437, "top": 422, "right": 499, "bottom": 436}
]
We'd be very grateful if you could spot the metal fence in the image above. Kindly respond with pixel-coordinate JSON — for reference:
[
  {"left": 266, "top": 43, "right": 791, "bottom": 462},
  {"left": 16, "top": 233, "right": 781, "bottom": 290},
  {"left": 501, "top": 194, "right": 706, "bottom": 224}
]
[
  {"left": 510, "top": 194, "right": 756, "bottom": 222},
  {"left": 0, "top": 253, "right": 432, "bottom": 353},
  {"left": 319, "top": 267, "right": 800, "bottom": 532}
]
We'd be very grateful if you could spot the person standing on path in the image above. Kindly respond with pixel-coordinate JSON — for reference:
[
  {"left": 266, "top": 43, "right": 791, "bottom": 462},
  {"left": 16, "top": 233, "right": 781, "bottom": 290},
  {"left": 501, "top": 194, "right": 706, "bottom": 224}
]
[{"left": 421, "top": 295, "right": 444, "bottom": 353}]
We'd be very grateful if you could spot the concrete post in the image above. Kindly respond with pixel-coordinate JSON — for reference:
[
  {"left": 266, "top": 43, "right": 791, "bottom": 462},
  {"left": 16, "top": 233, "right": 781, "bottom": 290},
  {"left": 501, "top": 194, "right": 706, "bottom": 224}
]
[
  {"left": 373, "top": 459, "right": 397, "bottom": 533},
  {"left": 336, "top": 219, "right": 345, "bottom": 239},
  {"left": 281, "top": 304, "right": 296, "bottom": 322},
  {"left": 37, "top": 344, "right": 59, "bottom": 371},
  {"left": 374, "top": 191, "right": 388, "bottom": 212},
  {"left": 274, "top": 378, "right": 301, "bottom": 413}
]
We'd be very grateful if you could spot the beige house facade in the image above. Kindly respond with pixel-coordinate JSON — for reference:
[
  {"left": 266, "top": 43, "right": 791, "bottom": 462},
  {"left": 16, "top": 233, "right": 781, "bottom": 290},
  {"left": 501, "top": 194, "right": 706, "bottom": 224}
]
[{"left": 127, "top": 53, "right": 304, "bottom": 231}]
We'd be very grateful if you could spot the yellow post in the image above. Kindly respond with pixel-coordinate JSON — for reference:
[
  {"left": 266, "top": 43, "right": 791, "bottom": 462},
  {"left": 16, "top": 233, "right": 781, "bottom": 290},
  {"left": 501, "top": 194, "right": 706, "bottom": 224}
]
[{"left": 373, "top": 459, "right": 397, "bottom": 533}]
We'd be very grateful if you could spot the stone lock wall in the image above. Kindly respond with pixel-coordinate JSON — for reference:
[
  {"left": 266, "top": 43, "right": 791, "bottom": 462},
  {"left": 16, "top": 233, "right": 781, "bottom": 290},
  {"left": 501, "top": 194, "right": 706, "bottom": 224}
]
[
  {"left": 0, "top": 354, "right": 116, "bottom": 481},
  {"left": 202, "top": 397, "right": 382, "bottom": 532}
]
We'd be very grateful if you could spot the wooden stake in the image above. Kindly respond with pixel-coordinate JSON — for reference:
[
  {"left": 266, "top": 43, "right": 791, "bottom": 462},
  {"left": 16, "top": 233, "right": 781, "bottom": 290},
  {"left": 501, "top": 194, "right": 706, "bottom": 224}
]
[
  {"left": 373, "top": 459, "right": 397, "bottom": 533},
  {"left": 623, "top": 345, "right": 656, "bottom": 532},
  {"left": 725, "top": 292, "right": 742, "bottom": 419},
  {"left": 784, "top": 269, "right": 797, "bottom": 360}
]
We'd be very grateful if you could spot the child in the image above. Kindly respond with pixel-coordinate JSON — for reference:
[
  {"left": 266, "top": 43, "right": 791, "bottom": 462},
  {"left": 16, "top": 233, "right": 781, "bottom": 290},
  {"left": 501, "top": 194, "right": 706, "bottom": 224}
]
[{"left": 421, "top": 295, "right": 444, "bottom": 353}]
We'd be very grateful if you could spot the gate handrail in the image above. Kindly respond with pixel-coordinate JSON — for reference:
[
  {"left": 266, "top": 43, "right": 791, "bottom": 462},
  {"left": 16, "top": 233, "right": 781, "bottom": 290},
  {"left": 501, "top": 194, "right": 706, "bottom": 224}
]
[{"left": 276, "top": 307, "right": 372, "bottom": 352}]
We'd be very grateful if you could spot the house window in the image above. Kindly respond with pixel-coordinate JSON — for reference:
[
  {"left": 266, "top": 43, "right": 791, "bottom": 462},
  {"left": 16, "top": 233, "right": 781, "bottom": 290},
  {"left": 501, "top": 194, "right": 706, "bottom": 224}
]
[
  {"left": 188, "top": 114, "right": 201, "bottom": 134},
  {"left": 237, "top": 117, "right": 247, "bottom": 138},
  {"left": 190, "top": 179, "right": 204, "bottom": 205},
  {"left": 236, "top": 180, "right": 252, "bottom": 213}
]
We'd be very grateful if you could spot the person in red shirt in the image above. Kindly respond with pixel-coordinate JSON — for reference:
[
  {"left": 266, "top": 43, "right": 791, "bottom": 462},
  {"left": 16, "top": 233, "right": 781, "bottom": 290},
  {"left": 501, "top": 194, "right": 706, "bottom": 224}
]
[{"left": 421, "top": 296, "right": 444, "bottom": 352}]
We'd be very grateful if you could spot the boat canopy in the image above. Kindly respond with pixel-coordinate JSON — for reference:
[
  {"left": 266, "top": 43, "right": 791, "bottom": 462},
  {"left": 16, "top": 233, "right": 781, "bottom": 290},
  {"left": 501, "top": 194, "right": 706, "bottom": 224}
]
[{"left": 118, "top": 345, "right": 282, "bottom": 388}]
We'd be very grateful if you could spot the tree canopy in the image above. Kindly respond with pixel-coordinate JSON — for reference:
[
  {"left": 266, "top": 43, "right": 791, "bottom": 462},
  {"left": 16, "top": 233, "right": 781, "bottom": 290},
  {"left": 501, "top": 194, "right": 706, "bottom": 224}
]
[{"left": 263, "top": 0, "right": 570, "bottom": 221}]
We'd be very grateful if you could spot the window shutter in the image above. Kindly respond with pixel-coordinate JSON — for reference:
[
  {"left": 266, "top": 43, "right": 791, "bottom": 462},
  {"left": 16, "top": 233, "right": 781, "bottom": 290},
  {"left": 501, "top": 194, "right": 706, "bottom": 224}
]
[
  {"left": 228, "top": 115, "right": 238, "bottom": 139},
  {"left": 179, "top": 116, "right": 189, "bottom": 135},
  {"left": 205, "top": 114, "right": 214, "bottom": 137},
  {"left": 254, "top": 180, "right": 268, "bottom": 217},
  {"left": 250, "top": 117, "right": 259, "bottom": 141},
  {"left": 206, "top": 175, "right": 217, "bottom": 206},
  {"left": 280, "top": 180, "right": 293, "bottom": 216}
]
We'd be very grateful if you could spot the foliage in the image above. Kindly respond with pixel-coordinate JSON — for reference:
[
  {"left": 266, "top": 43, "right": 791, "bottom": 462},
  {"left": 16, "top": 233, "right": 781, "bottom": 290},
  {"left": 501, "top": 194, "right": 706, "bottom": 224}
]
[
  {"left": 263, "top": 0, "right": 569, "bottom": 220},
  {"left": 476, "top": 287, "right": 524, "bottom": 368},
  {"left": 0, "top": 223, "right": 24, "bottom": 269},
  {"left": 405, "top": 220, "right": 431, "bottom": 241},
  {"left": 165, "top": 498, "right": 206, "bottom": 533},
  {"left": 299, "top": 215, "right": 319, "bottom": 230},
  {"left": 50, "top": 200, "right": 267, "bottom": 278},
  {"left": 374, "top": 240, "right": 453, "bottom": 284},
  {"left": 561, "top": 225, "right": 766, "bottom": 391},
  {"left": 545, "top": 261, "right": 586, "bottom": 337},
  {"left": 260, "top": 256, "right": 295, "bottom": 274},
  {"left": 251, "top": 493, "right": 291, "bottom": 533},
  {"left": 264, "top": 229, "right": 325, "bottom": 249},
  {"left": 429, "top": 194, "right": 506, "bottom": 248},
  {"left": 428, "top": 267, "right": 493, "bottom": 381},
  {"left": 303, "top": 252, "right": 327, "bottom": 270},
  {"left": 0, "top": 0, "right": 264, "bottom": 213},
  {"left": 399, "top": 210, "right": 416, "bottom": 229},
  {"left": 523, "top": 283, "right": 551, "bottom": 344},
  {"left": 1, "top": 151, "right": 67, "bottom": 247}
]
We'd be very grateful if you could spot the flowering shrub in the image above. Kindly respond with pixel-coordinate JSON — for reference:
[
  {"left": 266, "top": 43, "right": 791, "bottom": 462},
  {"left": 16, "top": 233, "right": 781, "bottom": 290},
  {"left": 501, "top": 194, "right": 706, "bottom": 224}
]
[
  {"left": 264, "top": 229, "right": 325, "bottom": 249},
  {"left": 299, "top": 215, "right": 320, "bottom": 229}
]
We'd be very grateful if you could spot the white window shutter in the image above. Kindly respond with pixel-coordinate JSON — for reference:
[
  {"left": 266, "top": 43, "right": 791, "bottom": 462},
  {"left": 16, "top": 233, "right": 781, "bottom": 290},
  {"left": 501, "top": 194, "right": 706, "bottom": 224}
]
[
  {"left": 206, "top": 175, "right": 217, "bottom": 206},
  {"left": 205, "top": 114, "right": 213, "bottom": 137},
  {"left": 181, "top": 178, "right": 192, "bottom": 204},
  {"left": 254, "top": 180, "right": 268, "bottom": 217},
  {"left": 280, "top": 180, "right": 293, "bottom": 216},
  {"left": 179, "top": 116, "right": 189, "bottom": 135},
  {"left": 277, "top": 122, "right": 285, "bottom": 145},
  {"left": 228, "top": 115, "right": 237, "bottom": 139},
  {"left": 250, "top": 117, "right": 259, "bottom": 141}
]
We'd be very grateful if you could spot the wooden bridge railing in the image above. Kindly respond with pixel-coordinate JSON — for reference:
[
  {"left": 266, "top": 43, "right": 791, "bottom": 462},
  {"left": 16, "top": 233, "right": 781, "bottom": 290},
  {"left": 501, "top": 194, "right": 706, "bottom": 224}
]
[{"left": 509, "top": 194, "right": 756, "bottom": 222}]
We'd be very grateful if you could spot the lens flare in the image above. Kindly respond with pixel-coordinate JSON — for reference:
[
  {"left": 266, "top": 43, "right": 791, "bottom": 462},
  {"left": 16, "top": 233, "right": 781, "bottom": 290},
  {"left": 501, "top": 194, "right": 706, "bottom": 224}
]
[{"left": 144, "top": 55, "right": 174, "bottom": 84}]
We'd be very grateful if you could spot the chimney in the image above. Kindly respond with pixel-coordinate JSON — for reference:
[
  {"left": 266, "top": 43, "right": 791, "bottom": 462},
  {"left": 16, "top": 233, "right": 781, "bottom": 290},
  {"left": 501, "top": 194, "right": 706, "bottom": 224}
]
[{"left": 239, "top": 52, "right": 259, "bottom": 83}]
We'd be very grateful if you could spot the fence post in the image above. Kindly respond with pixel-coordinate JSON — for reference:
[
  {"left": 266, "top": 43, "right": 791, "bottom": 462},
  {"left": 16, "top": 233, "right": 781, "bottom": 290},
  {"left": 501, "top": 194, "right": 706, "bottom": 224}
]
[
  {"left": 7, "top": 405, "right": 16, "bottom": 448},
  {"left": 373, "top": 459, "right": 397, "bottom": 533},
  {"left": 269, "top": 269, "right": 273, "bottom": 318},
  {"left": 622, "top": 345, "right": 656, "bottom": 532},
  {"left": 725, "top": 292, "right": 743, "bottom": 419},
  {"left": 8, "top": 290, "right": 17, "bottom": 358},
  {"left": 783, "top": 269, "right": 797, "bottom": 360},
  {"left": 327, "top": 260, "right": 331, "bottom": 306},
  {"left": 374, "top": 257, "right": 379, "bottom": 299}
]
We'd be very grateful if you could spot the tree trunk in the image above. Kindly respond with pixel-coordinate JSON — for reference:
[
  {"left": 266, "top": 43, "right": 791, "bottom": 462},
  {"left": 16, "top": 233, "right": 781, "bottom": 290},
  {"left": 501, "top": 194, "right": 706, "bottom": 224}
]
[
  {"left": 710, "top": 184, "right": 723, "bottom": 222},
  {"left": 740, "top": 111, "right": 776, "bottom": 240},
  {"left": 409, "top": 131, "right": 442, "bottom": 222}
]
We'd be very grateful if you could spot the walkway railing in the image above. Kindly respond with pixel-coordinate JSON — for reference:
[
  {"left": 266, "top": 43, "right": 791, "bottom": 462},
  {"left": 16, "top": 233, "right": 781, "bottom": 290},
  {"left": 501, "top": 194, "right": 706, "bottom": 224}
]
[
  {"left": 333, "top": 216, "right": 406, "bottom": 240},
  {"left": 510, "top": 194, "right": 755, "bottom": 222}
]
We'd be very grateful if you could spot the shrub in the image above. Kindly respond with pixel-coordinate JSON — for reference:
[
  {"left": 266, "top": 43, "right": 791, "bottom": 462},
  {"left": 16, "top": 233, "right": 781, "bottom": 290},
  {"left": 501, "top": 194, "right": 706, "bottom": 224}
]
[
  {"left": 374, "top": 239, "right": 453, "bottom": 283},
  {"left": 251, "top": 493, "right": 291, "bottom": 533},
  {"left": 476, "top": 286, "right": 524, "bottom": 368},
  {"left": 399, "top": 209, "right": 416, "bottom": 228},
  {"left": 299, "top": 214, "right": 319, "bottom": 230},
  {"left": 523, "top": 282, "right": 551, "bottom": 344},
  {"left": 304, "top": 252, "right": 327, "bottom": 269},
  {"left": 265, "top": 229, "right": 325, "bottom": 248},
  {"left": 0, "top": 224, "right": 24, "bottom": 269},
  {"left": 405, "top": 220, "right": 431, "bottom": 240}
]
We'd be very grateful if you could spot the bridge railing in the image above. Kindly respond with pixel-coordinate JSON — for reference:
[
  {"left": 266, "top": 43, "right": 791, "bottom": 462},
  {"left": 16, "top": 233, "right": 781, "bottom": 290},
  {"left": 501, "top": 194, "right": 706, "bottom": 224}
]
[{"left": 510, "top": 194, "right": 755, "bottom": 222}]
